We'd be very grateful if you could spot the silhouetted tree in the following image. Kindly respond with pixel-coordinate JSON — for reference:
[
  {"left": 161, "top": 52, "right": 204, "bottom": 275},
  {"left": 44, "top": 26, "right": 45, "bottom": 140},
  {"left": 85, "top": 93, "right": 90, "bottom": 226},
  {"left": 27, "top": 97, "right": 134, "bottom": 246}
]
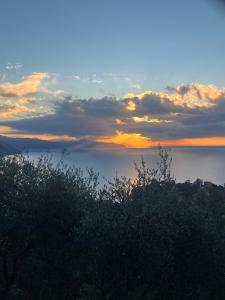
[{"left": 1, "top": 150, "right": 225, "bottom": 299}]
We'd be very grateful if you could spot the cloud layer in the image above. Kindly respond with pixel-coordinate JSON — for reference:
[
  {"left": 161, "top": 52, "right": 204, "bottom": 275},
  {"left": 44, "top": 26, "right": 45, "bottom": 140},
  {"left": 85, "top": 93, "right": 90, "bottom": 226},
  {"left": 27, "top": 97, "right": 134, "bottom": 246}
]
[{"left": 1, "top": 79, "right": 225, "bottom": 148}]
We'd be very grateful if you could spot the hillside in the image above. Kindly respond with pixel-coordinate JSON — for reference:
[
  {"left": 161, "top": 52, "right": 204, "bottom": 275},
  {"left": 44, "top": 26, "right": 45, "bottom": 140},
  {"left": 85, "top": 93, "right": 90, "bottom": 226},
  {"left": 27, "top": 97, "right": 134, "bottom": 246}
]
[{"left": 0, "top": 135, "right": 72, "bottom": 152}]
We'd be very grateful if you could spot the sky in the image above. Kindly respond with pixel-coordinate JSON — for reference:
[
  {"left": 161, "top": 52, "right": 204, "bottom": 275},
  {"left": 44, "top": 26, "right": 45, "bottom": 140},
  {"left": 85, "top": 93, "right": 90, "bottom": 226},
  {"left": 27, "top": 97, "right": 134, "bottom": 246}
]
[{"left": 0, "top": 0, "right": 225, "bottom": 148}]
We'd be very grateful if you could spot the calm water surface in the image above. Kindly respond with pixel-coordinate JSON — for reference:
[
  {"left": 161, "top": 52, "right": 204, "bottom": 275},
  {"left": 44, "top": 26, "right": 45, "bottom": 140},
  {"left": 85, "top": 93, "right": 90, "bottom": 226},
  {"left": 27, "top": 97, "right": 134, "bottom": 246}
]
[{"left": 29, "top": 147, "right": 225, "bottom": 185}]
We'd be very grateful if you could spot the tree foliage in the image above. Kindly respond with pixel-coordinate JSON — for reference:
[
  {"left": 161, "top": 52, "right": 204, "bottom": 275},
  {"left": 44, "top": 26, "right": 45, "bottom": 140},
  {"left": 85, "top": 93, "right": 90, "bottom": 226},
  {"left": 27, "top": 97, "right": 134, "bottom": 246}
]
[{"left": 0, "top": 150, "right": 225, "bottom": 299}]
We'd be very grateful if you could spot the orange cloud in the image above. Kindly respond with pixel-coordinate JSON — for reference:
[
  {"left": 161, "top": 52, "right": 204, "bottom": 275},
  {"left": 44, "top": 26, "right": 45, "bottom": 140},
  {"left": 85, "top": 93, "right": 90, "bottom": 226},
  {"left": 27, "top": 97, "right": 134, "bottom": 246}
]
[
  {"left": 115, "top": 118, "right": 126, "bottom": 125},
  {"left": 126, "top": 100, "right": 136, "bottom": 111},
  {"left": 97, "top": 130, "right": 225, "bottom": 149},
  {"left": 0, "top": 126, "right": 15, "bottom": 133},
  {"left": 19, "top": 97, "right": 35, "bottom": 104},
  {"left": 0, "top": 72, "right": 48, "bottom": 97},
  {"left": 169, "top": 84, "right": 224, "bottom": 108},
  {"left": 96, "top": 130, "right": 152, "bottom": 148},
  {"left": 155, "top": 137, "right": 225, "bottom": 147},
  {"left": 124, "top": 84, "right": 225, "bottom": 109},
  {"left": 1, "top": 133, "right": 78, "bottom": 142},
  {"left": 0, "top": 104, "right": 32, "bottom": 119},
  {"left": 0, "top": 73, "right": 48, "bottom": 119}
]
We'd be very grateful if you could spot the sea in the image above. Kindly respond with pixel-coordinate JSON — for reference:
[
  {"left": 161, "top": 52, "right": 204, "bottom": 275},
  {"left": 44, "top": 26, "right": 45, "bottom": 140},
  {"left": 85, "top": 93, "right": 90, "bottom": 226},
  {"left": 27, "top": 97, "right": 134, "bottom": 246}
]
[{"left": 28, "top": 147, "right": 225, "bottom": 186}]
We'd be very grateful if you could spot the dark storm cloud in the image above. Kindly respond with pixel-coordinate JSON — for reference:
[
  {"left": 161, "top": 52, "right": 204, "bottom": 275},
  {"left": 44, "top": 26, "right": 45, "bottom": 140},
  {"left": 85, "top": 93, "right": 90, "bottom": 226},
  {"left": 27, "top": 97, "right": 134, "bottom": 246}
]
[
  {"left": 2, "top": 98, "right": 123, "bottom": 137},
  {"left": 58, "top": 97, "right": 123, "bottom": 118},
  {"left": 130, "top": 94, "right": 185, "bottom": 115}
]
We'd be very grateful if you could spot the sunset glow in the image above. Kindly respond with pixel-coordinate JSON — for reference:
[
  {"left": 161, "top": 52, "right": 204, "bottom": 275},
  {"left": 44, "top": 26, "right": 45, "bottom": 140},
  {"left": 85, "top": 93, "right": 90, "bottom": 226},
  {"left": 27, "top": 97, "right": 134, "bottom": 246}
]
[
  {"left": 97, "top": 132, "right": 225, "bottom": 149},
  {"left": 154, "top": 137, "right": 225, "bottom": 147},
  {"left": 96, "top": 131, "right": 152, "bottom": 148},
  {"left": 126, "top": 100, "right": 136, "bottom": 111},
  {"left": 1, "top": 133, "right": 78, "bottom": 142}
]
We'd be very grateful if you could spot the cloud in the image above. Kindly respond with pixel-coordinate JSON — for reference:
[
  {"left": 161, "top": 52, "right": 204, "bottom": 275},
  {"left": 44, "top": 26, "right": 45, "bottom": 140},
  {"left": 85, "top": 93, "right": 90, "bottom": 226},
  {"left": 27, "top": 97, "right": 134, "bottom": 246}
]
[
  {"left": 115, "top": 118, "right": 126, "bottom": 125},
  {"left": 131, "top": 84, "right": 142, "bottom": 90},
  {"left": 0, "top": 126, "right": 15, "bottom": 133},
  {"left": 5, "top": 63, "right": 23, "bottom": 70},
  {"left": 0, "top": 72, "right": 48, "bottom": 97},
  {"left": 152, "top": 137, "right": 225, "bottom": 147},
  {"left": 123, "top": 90, "right": 187, "bottom": 116},
  {"left": 51, "top": 90, "right": 65, "bottom": 97},
  {"left": 19, "top": 97, "right": 35, "bottom": 104},
  {"left": 0, "top": 103, "right": 32, "bottom": 119},
  {"left": 126, "top": 84, "right": 225, "bottom": 109},
  {"left": 132, "top": 116, "right": 174, "bottom": 124},
  {"left": 1, "top": 98, "right": 121, "bottom": 136},
  {"left": 91, "top": 79, "right": 103, "bottom": 84},
  {"left": 1, "top": 82, "right": 225, "bottom": 148},
  {"left": 0, "top": 124, "right": 77, "bottom": 142},
  {"left": 0, "top": 72, "right": 50, "bottom": 119},
  {"left": 166, "top": 84, "right": 225, "bottom": 108},
  {"left": 126, "top": 100, "right": 136, "bottom": 111},
  {"left": 73, "top": 75, "right": 81, "bottom": 80},
  {"left": 0, "top": 133, "right": 78, "bottom": 142}
]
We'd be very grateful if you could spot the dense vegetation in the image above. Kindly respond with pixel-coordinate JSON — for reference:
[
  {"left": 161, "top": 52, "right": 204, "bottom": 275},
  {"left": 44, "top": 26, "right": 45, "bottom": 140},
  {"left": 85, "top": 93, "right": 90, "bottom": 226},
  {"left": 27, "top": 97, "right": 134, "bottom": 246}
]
[{"left": 1, "top": 149, "right": 225, "bottom": 300}]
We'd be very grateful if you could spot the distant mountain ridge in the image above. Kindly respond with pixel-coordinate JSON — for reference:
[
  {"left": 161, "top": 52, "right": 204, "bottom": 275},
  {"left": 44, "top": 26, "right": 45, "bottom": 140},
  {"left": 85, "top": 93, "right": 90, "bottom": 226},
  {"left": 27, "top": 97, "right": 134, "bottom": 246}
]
[
  {"left": 0, "top": 135, "right": 72, "bottom": 152},
  {"left": 0, "top": 136, "right": 125, "bottom": 153}
]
